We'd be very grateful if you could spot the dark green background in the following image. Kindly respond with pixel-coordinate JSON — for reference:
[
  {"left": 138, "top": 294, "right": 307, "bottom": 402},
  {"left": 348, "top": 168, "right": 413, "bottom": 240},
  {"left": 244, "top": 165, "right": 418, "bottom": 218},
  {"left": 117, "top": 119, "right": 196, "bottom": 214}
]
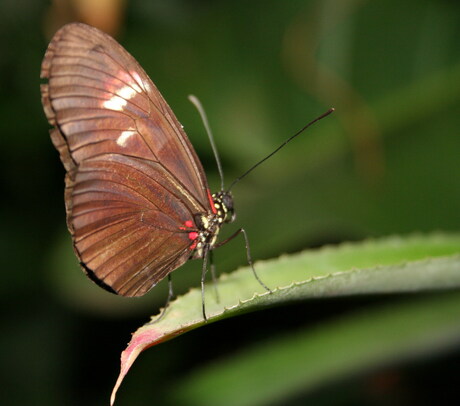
[{"left": 1, "top": 0, "right": 459, "bottom": 404}]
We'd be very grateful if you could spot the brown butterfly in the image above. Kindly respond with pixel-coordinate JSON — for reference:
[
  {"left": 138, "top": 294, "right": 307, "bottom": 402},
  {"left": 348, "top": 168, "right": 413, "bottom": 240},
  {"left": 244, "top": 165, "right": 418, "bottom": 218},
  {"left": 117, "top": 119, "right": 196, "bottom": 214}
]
[
  {"left": 41, "top": 23, "right": 332, "bottom": 318},
  {"left": 40, "top": 22, "right": 242, "bottom": 301}
]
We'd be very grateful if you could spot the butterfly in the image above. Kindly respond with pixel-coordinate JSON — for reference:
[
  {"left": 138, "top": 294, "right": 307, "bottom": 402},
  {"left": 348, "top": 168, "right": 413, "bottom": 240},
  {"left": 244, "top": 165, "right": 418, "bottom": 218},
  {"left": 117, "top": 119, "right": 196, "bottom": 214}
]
[{"left": 41, "top": 23, "right": 332, "bottom": 319}]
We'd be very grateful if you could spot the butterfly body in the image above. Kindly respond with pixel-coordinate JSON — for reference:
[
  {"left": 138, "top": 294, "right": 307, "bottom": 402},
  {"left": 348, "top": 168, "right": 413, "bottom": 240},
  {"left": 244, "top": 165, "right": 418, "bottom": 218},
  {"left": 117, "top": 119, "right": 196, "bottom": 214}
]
[{"left": 191, "top": 191, "right": 235, "bottom": 258}]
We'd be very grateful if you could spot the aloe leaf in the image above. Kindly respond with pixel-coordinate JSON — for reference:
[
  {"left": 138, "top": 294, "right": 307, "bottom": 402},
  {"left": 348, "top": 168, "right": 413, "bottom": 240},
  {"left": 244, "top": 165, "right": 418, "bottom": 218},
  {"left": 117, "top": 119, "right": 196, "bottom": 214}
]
[
  {"left": 175, "top": 290, "right": 460, "bottom": 406},
  {"left": 110, "top": 233, "right": 460, "bottom": 404}
]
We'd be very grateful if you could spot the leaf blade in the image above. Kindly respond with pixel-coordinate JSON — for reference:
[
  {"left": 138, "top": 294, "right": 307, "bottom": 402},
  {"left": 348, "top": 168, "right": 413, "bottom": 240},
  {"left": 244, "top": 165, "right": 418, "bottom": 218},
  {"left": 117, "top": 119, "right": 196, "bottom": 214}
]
[{"left": 111, "top": 233, "right": 460, "bottom": 404}]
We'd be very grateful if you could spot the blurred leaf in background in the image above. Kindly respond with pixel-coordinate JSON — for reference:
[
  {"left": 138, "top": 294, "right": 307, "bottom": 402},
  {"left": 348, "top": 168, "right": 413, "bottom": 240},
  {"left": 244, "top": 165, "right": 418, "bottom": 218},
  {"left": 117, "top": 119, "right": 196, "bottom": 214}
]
[{"left": 1, "top": 0, "right": 459, "bottom": 405}]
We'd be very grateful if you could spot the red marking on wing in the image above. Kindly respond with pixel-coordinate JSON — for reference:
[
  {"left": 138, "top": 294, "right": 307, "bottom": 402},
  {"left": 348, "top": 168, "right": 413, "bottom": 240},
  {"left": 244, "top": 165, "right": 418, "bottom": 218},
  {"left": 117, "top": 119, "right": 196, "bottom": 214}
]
[
  {"left": 188, "top": 231, "right": 199, "bottom": 241},
  {"left": 207, "top": 189, "right": 217, "bottom": 214}
]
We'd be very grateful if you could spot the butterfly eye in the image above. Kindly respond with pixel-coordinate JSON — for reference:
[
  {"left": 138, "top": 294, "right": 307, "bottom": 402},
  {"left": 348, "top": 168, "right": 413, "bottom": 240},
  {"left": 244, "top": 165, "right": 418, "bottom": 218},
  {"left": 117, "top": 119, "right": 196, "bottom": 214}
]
[{"left": 221, "top": 193, "right": 234, "bottom": 212}]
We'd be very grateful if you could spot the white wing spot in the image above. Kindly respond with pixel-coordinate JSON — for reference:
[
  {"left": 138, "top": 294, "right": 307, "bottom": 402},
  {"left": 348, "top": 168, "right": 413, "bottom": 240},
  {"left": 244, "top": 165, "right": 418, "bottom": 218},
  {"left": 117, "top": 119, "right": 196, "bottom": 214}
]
[
  {"left": 129, "top": 70, "right": 152, "bottom": 92},
  {"left": 103, "top": 95, "right": 126, "bottom": 111},
  {"left": 118, "top": 85, "right": 137, "bottom": 100},
  {"left": 144, "top": 82, "right": 151, "bottom": 92},
  {"left": 116, "top": 130, "right": 136, "bottom": 147},
  {"left": 102, "top": 85, "right": 137, "bottom": 111},
  {"left": 131, "top": 71, "right": 144, "bottom": 91}
]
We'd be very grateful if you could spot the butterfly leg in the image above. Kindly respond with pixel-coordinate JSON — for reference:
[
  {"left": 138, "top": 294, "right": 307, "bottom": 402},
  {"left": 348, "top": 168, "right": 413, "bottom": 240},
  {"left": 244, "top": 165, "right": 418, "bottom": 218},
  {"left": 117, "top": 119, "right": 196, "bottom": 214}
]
[
  {"left": 201, "top": 245, "right": 210, "bottom": 321},
  {"left": 209, "top": 250, "right": 220, "bottom": 303},
  {"left": 214, "top": 228, "right": 271, "bottom": 293},
  {"left": 148, "top": 274, "right": 175, "bottom": 324},
  {"left": 239, "top": 228, "right": 272, "bottom": 293}
]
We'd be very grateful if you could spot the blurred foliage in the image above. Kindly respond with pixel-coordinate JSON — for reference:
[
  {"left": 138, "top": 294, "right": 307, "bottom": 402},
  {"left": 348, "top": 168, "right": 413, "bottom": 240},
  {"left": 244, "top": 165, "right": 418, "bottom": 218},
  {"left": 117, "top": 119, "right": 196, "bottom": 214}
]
[{"left": 0, "top": 0, "right": 459, "bottom": 405}]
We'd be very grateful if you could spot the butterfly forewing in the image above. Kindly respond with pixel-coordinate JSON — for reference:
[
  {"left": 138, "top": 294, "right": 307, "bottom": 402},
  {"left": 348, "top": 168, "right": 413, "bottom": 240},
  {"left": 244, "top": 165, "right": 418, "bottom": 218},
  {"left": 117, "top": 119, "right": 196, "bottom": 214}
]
[{"left": 41, "top": 23, "right": 212, "bottom": 296}]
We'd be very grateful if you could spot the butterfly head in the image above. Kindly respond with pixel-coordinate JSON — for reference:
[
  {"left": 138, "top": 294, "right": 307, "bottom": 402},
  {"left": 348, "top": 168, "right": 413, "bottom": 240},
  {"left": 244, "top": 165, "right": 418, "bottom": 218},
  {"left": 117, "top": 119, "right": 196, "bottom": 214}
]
[{"left": 212, "top": 191, "right": 235, "bottom": 224}]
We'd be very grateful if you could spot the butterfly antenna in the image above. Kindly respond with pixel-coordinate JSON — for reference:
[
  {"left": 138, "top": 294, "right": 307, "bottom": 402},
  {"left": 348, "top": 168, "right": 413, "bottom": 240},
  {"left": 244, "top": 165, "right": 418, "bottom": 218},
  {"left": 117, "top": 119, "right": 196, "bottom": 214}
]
[
  {"left": 189, "top": 95, "right": 225, "bottom": 191},
  {"left": 227, "top": 108, "right": 335, "bottom": 191}
]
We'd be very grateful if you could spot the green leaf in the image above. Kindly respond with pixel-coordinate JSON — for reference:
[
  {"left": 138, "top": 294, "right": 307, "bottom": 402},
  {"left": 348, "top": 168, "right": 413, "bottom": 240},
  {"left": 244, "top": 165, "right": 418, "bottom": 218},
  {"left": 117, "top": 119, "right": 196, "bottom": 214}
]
[
  {"left": 110, "top": 233, "right": 460, "bottom": 404},
  {"left": 175, "top": 291, "right": 460, "bottom": 406}
]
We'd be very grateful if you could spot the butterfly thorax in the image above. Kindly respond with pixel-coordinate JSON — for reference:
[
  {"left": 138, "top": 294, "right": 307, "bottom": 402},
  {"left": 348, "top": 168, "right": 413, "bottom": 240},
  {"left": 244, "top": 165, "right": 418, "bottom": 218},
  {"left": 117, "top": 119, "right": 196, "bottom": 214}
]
[{"left": 190, "top": 191, "right": 235, "bottom": 258}]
